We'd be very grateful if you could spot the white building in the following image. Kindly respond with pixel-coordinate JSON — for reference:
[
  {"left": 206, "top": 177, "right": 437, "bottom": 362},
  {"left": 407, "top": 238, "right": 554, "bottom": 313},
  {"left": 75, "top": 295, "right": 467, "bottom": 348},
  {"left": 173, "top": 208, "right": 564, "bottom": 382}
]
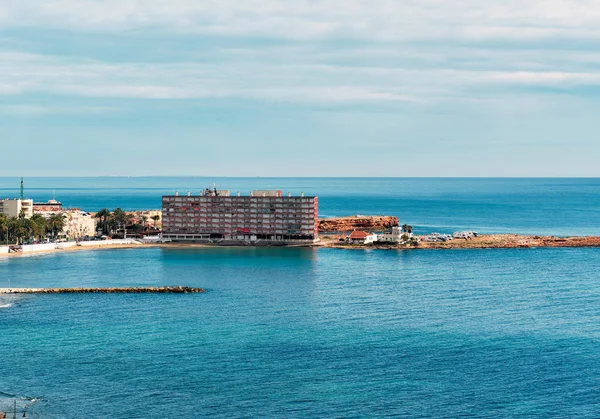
[
  {"left": 347, "top": 230, "right": 378, "bottom": 244},
  {"left": 377, "top": 226, "right": 406, "bottom": 243},
  {"left": 62, "top": 210, "right": 97, "bottom": 239},
  {"left": 34, "top": 208, "right": 97, "bottom": 239},
  {"left": 0, "top": 199, "right": 34, "bottom": 218}
]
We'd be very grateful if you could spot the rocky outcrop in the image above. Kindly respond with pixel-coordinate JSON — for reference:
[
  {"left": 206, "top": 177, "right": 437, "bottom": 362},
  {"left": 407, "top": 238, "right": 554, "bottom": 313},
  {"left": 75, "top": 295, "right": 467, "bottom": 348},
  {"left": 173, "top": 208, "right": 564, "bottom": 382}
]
[
  {"left": 319, "top": 233, "right": 600, "bottom": 249},
  {"left": 418, "top": 235, "right": 600, "bottom": 249},
  {"left": 0, "top": 286, "right": 205, "bottom": 294},
  {"left": 319, "top": 215, "right": 399, "bottom": 232}
]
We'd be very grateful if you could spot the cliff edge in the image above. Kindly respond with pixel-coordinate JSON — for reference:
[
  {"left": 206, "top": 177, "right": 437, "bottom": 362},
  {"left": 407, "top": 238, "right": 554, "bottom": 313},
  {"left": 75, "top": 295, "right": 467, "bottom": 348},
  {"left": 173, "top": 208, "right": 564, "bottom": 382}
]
[{"left": 319, "top": 215, "right": 399, "bottom": 232}]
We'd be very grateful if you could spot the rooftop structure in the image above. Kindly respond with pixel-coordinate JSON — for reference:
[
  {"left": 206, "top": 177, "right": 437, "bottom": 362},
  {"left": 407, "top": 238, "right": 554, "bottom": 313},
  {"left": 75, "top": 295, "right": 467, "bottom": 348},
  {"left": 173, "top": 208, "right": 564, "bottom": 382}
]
[
  {"left": 33, "top": 199, "right": 63, "bottom": 212},
  {"left": 0, "top": 178, "right": 34, "bottom": 218},
  {"left": 162, "top": 188, "right": 318, "bottom": 244}
]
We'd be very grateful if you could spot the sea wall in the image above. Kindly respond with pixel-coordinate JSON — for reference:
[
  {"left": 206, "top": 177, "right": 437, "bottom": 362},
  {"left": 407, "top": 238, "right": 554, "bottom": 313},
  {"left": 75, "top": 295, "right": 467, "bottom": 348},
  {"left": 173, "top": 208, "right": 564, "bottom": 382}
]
[
  {"left": 21, "top": 243, "right": 61, "bottom": 253},
  {"left": 77, "top": 239, "right": 138, "bottom": 247},
  {"left": 0, "top": 286, "right": 205, "bottom": 294},
  {"left": 6, "top": 239, "right": 141, "bottom": 255}
]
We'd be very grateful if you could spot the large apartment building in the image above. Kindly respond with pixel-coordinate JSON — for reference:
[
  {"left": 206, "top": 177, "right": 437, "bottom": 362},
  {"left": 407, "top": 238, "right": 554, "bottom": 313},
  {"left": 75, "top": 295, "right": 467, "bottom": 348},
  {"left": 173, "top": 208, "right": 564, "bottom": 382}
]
[
  {"left": 0, "top": 198, "right": 34, "bottom": 218},
  {"left": 162, "top": 189, "right": 318, "bottom": 244}
]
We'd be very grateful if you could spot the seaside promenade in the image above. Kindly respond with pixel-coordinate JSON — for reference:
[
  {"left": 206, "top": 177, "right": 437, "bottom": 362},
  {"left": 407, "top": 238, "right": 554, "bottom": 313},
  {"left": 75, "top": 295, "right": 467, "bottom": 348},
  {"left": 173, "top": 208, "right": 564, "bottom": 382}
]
[{"left": 2, "top": 234, "right": 600, "bottom": 257}]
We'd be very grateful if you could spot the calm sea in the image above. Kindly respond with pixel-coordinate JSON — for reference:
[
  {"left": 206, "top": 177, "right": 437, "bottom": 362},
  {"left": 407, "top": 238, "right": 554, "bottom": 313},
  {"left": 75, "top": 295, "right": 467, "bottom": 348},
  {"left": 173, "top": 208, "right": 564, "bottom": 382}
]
[
  {"left": 0, "top": 177, "right": 599, "bottom": 235},
  {"left": 1, "top": 178, "right": 600, "bottom": 418}
]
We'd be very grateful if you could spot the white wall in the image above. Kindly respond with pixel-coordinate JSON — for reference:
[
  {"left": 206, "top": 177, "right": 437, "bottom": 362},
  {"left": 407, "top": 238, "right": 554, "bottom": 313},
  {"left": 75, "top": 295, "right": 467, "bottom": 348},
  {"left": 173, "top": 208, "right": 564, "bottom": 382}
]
[
  {"left": 1, "top": 239, "right": 141, "bottom": 256},
  {"left": 77, "top": 239, "right": 138, "bottom": 247},
  {"left": 21, "top": 243, "right": 57, "bottom": 253},
  {"left": 56, "top": 242, "right": 78, "bottom": 249},
  {"left": 365, "top": 235, "right": 377, "bottom": 244}
]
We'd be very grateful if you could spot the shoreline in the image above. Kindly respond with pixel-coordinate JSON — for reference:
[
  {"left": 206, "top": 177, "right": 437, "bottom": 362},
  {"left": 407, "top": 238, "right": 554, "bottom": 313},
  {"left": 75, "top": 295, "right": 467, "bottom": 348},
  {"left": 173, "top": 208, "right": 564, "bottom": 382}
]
[{"left": 2, "top": 234, "right": 600, "bottom": 258}]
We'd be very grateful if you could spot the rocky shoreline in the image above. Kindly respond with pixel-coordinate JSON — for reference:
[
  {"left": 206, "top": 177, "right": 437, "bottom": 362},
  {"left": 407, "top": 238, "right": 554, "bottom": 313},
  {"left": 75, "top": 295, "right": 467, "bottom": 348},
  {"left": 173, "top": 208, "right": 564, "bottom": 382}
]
[
  {"left": 0, "top": 286, "right": 205, "bottom": 294},
  {"left": 319, "top": 234, "right": 600, "bottom": 250},
  {"left": 319, "top": 215, "right": 399, "bottom": 232}
]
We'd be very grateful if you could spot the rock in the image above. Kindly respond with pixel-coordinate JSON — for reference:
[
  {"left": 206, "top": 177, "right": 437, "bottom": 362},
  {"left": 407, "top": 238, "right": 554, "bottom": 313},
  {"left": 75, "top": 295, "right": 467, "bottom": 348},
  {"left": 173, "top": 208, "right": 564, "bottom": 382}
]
[
  {"left": 319, "top": 215, "right": 399, "bottom": 232},
  {"left": 0, "top": 286, "right": 206, "bottom": 294}
]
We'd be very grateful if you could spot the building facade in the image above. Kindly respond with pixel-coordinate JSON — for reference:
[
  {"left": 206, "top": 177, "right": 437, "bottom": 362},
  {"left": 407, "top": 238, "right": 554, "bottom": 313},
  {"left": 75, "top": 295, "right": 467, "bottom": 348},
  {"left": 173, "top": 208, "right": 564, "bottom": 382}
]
[
  {"left": 377, "top": 226, "right": 406, "bottom": 243},
  {"left": 33, "top": 207, "right": 97, "bottom": 239},
  {"left": 0, "top": 199, "right": 34, "bottom": 218},
  {"left": 162, "top": 190, "right": 318, "bottom": 244}
]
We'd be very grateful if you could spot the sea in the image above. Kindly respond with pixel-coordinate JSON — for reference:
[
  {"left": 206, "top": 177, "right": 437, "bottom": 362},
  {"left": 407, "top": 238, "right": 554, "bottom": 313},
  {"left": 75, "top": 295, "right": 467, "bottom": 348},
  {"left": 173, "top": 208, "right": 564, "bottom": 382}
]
[{"left": 0, "top": 177, "right": 599, "bottom": 418}]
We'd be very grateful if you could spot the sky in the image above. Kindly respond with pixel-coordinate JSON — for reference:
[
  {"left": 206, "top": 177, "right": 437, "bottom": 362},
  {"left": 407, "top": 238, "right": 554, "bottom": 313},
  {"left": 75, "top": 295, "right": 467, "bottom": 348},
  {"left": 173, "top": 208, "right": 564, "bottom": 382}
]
[{"left": 0, "top": 0, "right": 599, "bottom": 177}]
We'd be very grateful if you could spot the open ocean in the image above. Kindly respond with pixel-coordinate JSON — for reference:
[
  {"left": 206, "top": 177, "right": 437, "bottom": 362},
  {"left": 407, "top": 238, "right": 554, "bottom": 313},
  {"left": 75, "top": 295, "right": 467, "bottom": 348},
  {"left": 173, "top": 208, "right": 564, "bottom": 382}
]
[{"left": 1, "top": 177, "right": 600, "bottom": 418}]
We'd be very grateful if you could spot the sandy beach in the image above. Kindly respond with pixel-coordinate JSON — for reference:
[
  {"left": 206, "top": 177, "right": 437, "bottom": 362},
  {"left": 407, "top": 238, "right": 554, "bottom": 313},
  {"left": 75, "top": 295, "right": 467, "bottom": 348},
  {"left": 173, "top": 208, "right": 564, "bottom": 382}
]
[{"left": 3, "top": 234, "right": 600, "bottom": 259}]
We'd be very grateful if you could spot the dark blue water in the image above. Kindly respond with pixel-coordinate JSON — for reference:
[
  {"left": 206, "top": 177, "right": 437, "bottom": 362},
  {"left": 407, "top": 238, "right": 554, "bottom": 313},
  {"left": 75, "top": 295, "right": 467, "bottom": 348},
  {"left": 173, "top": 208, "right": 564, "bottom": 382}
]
[
  {"left": 0, "top": 177, "right": 599, "bottom": 235},
  {"left": 2, "top": 247, "right": 600, "bottom": 417}
]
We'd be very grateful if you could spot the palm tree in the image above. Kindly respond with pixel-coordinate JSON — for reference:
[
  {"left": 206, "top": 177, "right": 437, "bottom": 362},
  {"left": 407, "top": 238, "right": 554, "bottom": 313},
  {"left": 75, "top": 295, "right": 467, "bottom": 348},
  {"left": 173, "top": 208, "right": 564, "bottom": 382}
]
[
  {"left": 0, "top": 214, "right": 8, "bottom": 244},
  {"left": 151, "top": 215, "right": 160, "bottom": 228},
  {"left": 112, "top": 208, "right": 126, "bottom": 237},
  {"left": 402, "top": 224, "right": 413, "bottom": 234},
  {"left": 124, "top": 213, "right": 135, "bottom": 238},
  {"left": 30, "top": 214, "right": 48, "bottom": 241},
  {"left": 95, "top": 208, "right": 111, "bottom": 235},
  {"left": 9, "top": 217, "right": 28, "bottom": 244},
  {"left": 48, "top": 214, "right": 66, "bottom": 240}
]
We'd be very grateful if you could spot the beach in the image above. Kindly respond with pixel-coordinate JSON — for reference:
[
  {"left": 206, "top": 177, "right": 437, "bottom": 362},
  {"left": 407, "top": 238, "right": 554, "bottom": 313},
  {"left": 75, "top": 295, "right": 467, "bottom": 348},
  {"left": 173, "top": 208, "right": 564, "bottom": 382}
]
[{"left": 2, "top": 233, "right": 600, "bottom": 259}]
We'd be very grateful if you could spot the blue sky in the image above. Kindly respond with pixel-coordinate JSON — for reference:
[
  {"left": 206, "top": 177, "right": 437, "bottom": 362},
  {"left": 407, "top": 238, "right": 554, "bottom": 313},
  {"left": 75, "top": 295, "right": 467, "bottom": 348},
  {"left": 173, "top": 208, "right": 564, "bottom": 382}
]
[{"left": 0, "top": 0, "right": 598, "bottom": 176}]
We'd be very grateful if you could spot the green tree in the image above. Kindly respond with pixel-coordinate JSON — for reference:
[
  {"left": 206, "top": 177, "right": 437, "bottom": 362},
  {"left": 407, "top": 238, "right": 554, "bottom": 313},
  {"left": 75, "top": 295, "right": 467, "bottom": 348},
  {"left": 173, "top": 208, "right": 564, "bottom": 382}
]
[
  {"left": 0, "top": 214, "right": 8, "bottom": 244},
  {"left": 30, "top": 214, "right": 48, "bottom": 241},
  {"left": 95, "top": 208, "right": 111, "bottom": 235},
  {"left": 48, "top": 214, "right": 66, "bottom": 239},
  {"left": 112, "top": 208, "right": 126, "bottom": 236},
  {"left": 9, "top": 217, "right": 28, "bottom": 244}
]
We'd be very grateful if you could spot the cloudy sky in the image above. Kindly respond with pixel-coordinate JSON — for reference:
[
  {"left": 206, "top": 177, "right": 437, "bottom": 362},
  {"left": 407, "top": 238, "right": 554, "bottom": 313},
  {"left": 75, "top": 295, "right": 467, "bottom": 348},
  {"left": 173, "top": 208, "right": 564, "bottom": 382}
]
[{"left": 1, "top": 0, "right": 598, "bottom": 176}]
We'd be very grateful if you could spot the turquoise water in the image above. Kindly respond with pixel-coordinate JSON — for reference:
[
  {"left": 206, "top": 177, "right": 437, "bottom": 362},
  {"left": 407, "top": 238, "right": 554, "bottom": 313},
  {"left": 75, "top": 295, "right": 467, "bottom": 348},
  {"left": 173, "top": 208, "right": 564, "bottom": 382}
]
[
  {"left": 2, "top": 247, "right": 600, "bottom": 417},
  {"left": 1, "top": 177, "right": 599, "bottom": 235},
  {"left": 1, "top": 178, "right": 600, "bottom": 417}
]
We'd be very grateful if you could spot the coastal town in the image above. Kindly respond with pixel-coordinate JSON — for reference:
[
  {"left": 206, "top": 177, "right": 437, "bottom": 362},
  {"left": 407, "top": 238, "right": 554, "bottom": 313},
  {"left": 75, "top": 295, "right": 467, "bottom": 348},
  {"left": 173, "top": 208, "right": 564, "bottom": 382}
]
[{"left": 2, "top": 179, "right": 600, "bottom": 256}]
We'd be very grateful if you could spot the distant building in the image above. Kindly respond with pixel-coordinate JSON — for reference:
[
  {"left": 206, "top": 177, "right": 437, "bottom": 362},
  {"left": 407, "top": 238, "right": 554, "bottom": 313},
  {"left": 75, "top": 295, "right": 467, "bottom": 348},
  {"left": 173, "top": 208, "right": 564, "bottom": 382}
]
[
  {"left": 34, "top": 207, "right": 97, "bottom": 239},
  {"left": 378, "top": 226, "right": 406, "bottom": 243},
  {"left": 162, "top": 188, "right": 318, "bottom": 244},
  {"left": 347, "top": 230, "right": 377, "bottom": 244},
  {"left": 62, "top": 210, "right": 97, "bottom": 239},
  {"left": 33, "top": 199, "right": 63, "bottom": 213},
  {"left": 0, "top": 198, "right": 34, "bottom": 218}
]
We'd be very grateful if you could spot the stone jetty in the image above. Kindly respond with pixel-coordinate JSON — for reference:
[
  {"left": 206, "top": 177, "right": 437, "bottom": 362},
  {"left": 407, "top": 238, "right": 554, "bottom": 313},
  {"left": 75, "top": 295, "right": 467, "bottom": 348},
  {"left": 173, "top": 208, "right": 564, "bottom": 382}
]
[{"left": 0, "top": 286, "right": 205, "bottom": 294}]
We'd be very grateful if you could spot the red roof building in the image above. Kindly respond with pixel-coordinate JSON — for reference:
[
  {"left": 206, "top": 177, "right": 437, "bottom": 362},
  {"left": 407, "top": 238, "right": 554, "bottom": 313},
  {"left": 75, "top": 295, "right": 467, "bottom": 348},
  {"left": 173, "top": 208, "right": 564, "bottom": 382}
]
[
  {"left": 347, "top": 230, "right": 377, "bottom": 244},
  {"left": 348, "top": 230, "right": 371, "bottom": 239}
]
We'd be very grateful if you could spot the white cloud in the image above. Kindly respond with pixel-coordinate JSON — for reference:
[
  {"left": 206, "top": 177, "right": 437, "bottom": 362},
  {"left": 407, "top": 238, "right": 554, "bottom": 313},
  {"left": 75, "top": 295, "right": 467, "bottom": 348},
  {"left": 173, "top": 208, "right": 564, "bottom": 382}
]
[
  {"left": 1, "top": 1, "right": 600, "bottom": 108},
  {"left": 1, "top": 48, "right": 600, "bottom": 107},
  {"left": 0, "top": 104, "right": 118, "bottom": 116},
  {"left": 2, "top": 0, "right": 600, "bottom": 42}
]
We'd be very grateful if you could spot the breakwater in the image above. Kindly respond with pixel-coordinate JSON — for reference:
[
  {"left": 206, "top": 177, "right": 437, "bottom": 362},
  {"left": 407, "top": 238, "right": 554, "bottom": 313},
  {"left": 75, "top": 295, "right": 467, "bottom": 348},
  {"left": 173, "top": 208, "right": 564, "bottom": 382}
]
[{"left": 0, "top": 286, "right": 205, "bottom": 294}]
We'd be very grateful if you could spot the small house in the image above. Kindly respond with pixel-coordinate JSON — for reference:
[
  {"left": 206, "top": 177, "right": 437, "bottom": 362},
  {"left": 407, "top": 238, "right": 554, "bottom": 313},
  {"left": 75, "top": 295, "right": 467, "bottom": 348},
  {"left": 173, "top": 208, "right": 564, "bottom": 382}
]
[{"left": 347, "top": 230, "right": 377, "bottom": 244}]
